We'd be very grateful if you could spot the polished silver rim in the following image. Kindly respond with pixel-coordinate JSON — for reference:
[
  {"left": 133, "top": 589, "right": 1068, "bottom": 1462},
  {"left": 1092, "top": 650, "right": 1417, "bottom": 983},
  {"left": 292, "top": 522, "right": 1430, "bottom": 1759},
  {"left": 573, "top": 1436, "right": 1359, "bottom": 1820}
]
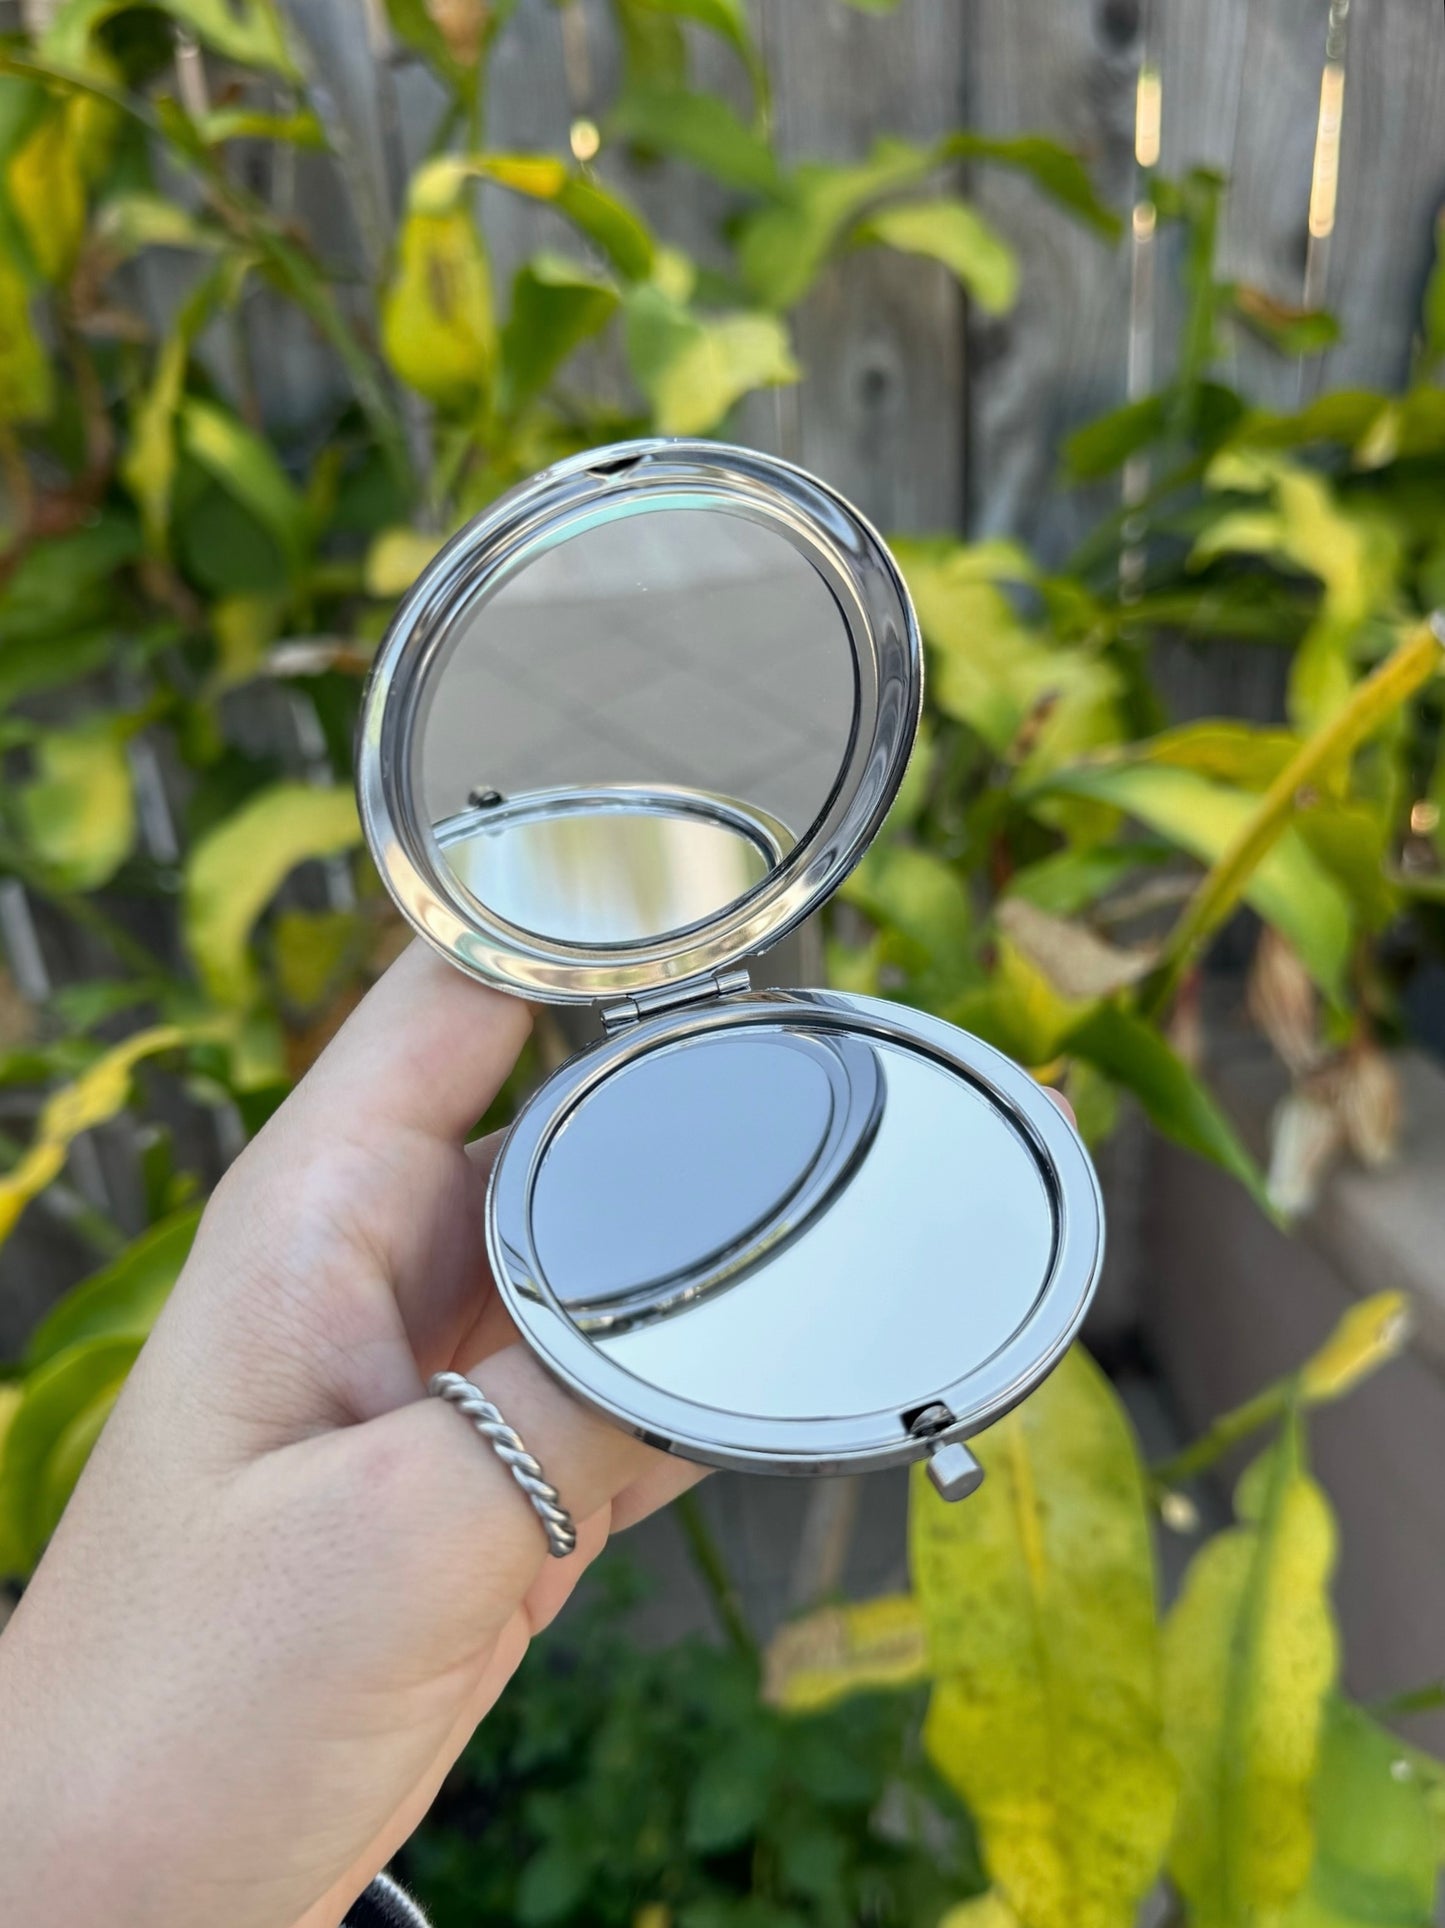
[
  {"left": 487, "top": 991, "right": 1105, "bottom": 1477},
  {"left": 356, "top": 438, "right": 922, "bottom": 1005}
]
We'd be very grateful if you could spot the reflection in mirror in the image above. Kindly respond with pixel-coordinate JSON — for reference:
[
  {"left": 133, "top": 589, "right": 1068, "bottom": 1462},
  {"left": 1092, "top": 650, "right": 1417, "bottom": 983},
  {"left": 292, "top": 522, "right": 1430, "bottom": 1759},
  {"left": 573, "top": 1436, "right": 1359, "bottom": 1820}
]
[
  {"left": 530, "top": 1029, "right": 884, "bottom": 1330},
  {"left": 526, "top": 1024, "right": 1056, "bottom": 1421},
  {"left": 419, "top": 506, "right": 855, "bottom": 946}
]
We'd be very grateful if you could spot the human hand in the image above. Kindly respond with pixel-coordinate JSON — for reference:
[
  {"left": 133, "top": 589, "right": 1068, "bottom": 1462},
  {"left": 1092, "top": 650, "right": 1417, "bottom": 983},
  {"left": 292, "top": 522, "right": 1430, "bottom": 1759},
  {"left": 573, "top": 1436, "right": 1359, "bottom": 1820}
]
[{"left": 0, "top": 944, "right": 700, "bottom": 1928}]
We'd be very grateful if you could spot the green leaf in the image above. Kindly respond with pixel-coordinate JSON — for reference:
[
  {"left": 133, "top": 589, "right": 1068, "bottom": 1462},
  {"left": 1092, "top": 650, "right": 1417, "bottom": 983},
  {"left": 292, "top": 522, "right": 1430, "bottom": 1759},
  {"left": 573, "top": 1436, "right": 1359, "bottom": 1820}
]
[
  {"left": 0, "top": 240, "right": 51, "bottom": 423},
  {"left": 0, "top": 1335, "right": 141, "bottom": 1566},
  {"left": 183, "top": 783, "right": 362, "bottom": 1006},
  {"left": 410, "top": 153, "right": 655, "bottom": 281},
  {"left": 123, "top": 252, "right": 253, "bottom": 555},
  {"left": 381, "top": 203, "right": 496, "bottom": 408},
  {"left": 1281, "top": 1700, "right": 1438, "bottom": 1928},
  {"left": 610, "top": 85, "right": 783, "bottom": 197},
  {"left": 382, "top": 0, "right": 479, "bottom": 96},
  {"left": 842, "top": 840, "right": 980, "bottom": 1006},
  {"left": 180, "top": 396, "right": 307, "bottom": 580},
  {"left": 894, "top": 538, "right": 1122, "bottom": 783},
  {"left": 43, "top": 0, "right": 298, "bottom": 80},
  {"left": 1044, "top": 762, "right": 1352, "bottom": 1002},
  {"left": 623, "top": 0, "right": 768, "bottom": 102},
  {"left": 940, "top": 131, "right": 1122, "bottom": 241},
  {"left": 1196, "top": 456, "right": 1400, "bottom": 733},
  {"left": 1163, "top": 1428, "right": 1339, "bottom": 1928},
  {"left": 1063, "top": 395, "right": 1168, "bottom": 480},
  {"left": 27, "top": 1207, "right": 201, "bottom": 1369},
  {"left": 501, "top": 253, "right": 618, "bottom": 409},
  {"left": 1006, "top": 843, "right": 1172, "bottom": 918},
  {"left": 1124, "top": 721, "right": 1303, "bottom": 791},
  {"left": 625, "top": 284, "right": 797, "bottom": 433},
  {"left": 686, "top": 1730, "right": 782, "bottom": 1851},
  {"left": 854, "top": 197, "right": 1018, "bottom": 315},
  {"left": 950, "top": 936, "right": 1092, "bottom": 1065},
  {"left": 912, "top": 1347, "right": 1176, "bottom": 1928},
  {"left": 1423, "top": 211, "right": 1445, "bottom": 372},
  {"left": 739, "top": 140, "right": 935, "bottom": 309},
  {"left": 194, "top": 105, "right": 326, "bottom": 150},
  {"left": 1229, "top": 283, "right": 1339, "bottom": 357},
  {"left": 271, "top": 907, "right": 359, "bottom": 1010},
  {"left": 1226, "top": 391, "right": 1391, "bottom": 455},
  {"left": 1066, "top": 1003, "right": 1274, "bottom": 1218},
  {"left": 15, "top": 717, "right": 136, "bottom": 890},
  {"left": 0, "top": 512, "right": 140, "bottom": 655},
  {"left": 94, "top": 189, "right": 226, "bottom": 255},
  {"left": 515, "top": 1842, "right": 589, "bottom": 1925}
]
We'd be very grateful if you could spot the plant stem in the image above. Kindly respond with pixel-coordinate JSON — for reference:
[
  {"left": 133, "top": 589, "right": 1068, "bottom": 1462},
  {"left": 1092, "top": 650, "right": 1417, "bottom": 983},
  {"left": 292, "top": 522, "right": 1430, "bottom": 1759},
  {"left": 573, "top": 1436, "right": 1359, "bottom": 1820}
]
[
  {"left": 1145, "top": 615, "right": 1445, "bottom": 1018},
  {"left": 673, "top": 1489, "right": 759, "bottom": 1670},
  {"left": 1150, "top": 1379, "right": 1295, "bottom": 1496},
  {"left": 1369, "top": 1680, "right": 1445, "bottom": 1720}
]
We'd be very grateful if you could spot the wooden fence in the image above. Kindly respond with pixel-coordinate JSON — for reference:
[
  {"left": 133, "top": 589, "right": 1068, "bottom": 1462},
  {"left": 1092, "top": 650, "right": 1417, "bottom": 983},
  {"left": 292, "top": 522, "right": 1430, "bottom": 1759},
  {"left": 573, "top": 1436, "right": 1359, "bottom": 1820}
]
[{"left": 272, "top": 0, "right": 1445, "bottom": 548}]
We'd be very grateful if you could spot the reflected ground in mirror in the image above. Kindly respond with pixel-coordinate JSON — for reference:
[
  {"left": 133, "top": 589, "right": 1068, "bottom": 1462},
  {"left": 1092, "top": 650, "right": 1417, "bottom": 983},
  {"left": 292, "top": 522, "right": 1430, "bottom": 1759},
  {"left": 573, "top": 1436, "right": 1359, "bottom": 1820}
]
[{"left": 419, "top": 506, "right": 855, "bottom": 945}]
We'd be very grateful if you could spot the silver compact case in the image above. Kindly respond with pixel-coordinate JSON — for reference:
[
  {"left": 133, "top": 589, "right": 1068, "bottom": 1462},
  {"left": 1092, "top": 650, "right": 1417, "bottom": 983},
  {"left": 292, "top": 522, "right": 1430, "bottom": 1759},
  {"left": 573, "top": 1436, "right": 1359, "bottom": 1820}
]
[{"left": 357, "top": 438, "right": 1104, "bottom": 1500}]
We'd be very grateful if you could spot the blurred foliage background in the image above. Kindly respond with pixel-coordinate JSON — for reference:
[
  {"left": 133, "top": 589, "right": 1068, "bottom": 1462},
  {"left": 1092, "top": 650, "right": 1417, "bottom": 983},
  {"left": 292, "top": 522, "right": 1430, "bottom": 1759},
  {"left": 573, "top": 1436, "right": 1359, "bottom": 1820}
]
[{"left": 1, "top": 1, "right": 1444, "bottom": 1924}]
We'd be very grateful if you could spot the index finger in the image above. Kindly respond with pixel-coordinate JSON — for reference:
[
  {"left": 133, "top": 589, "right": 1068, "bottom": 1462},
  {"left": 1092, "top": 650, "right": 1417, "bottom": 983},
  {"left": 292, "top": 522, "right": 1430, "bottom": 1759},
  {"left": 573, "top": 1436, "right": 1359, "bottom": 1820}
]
[{"left": 297, "top": 941, "right": 533, "bottom": 1142}]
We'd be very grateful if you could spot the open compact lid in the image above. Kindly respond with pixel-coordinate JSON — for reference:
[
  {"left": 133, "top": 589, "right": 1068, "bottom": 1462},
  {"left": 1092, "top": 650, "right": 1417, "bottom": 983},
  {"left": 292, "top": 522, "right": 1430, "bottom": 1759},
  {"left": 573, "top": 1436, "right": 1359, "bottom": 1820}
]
[
  {"left": 357, "top": 439, "right": 1104, "bottom": 1487},
  {"left": 357, "top": 437, "right": 921, "bottom": 1004}
]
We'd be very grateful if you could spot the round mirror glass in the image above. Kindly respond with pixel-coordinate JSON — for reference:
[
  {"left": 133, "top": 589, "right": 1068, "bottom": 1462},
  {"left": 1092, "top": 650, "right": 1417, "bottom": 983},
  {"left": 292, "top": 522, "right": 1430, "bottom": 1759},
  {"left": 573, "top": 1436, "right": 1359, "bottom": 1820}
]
[{"left": 417, "top": 505, "right": 857, "bottom": 948}]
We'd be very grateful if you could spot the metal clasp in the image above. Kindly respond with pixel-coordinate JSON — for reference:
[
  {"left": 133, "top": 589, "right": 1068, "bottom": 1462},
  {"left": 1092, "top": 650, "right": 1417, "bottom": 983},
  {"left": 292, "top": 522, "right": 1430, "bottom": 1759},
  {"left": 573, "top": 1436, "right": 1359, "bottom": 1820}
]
[
  {"left": 600, "top": 967, "right": 751, "bottom": 1034},
  {"left": 908, "top": 1403, "right": 984, "bottom": 1502}
]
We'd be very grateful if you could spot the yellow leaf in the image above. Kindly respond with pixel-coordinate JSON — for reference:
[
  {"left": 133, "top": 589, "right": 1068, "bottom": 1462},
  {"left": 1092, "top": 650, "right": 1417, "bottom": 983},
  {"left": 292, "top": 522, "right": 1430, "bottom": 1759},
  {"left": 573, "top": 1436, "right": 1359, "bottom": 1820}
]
[
  {"left": 950, "top": 937, "right": 1090, "bottom": 1068},
  {"left": 625, "top": 284, "right": 797, "bottom": 435},
  {"left": 381, "top": 206, "right": 496, "bottom": 407},
  {"left": 939, "top": 1897, "right": 1023, "bottom": 1928},
  {"left": 0, "top": 244, "right": 52, "bottom": 424},
  {"left": 1162, "top": 1434, "right": 1338, "bottom": 1927},
  {"left": 0, "top": 1383, "right": 26, "bottom": 1577},
  {"left": 364, "top": 526, "right": 446, "bottom": 599},
  {"left": 272, "top": 908, "right": 359, "bottom": 1011},
  {"left": 210, "top": 593, "right": 285, "bottom": 689},
  {"left": 1300, "top": 1292, "right": 1411, "bottom": 1402},
  {"left": 763, "top": 1594, "right": 928, "bottom": 1713},
  {"left": 893, "top": 541, "right": 1122, "bottom": 799},
  {"left": 16, "top": 718, "right": 135, "bottom": 889},
  {"left": 912, "top": 1348, "right": 1176, "bottom": 1928},
  {"left": 0, "top": 1026, "right": 188, "bottom": 1252},
  {"left": 183, "top": 784, "right": 361, "bottom": 1005},
  {"left": 6, "top": 106, "right": 86, "bottom": 283}
]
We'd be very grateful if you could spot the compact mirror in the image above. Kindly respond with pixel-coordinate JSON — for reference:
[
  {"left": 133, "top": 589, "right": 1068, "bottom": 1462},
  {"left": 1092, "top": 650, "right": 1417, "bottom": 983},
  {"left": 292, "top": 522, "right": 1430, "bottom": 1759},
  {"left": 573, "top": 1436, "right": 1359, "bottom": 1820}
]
[
  {"left": 359, "top": 440, "right": 1104, "bottom": 1495},
  {"left": 419, "top": 507, "right": 854, "bottom": 947}
]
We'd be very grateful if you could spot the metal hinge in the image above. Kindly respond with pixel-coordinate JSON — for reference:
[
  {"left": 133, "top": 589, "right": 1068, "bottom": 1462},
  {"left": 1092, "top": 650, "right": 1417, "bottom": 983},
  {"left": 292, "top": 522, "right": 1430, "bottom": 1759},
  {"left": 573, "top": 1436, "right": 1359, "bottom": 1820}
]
[{"left": 601, "top": 967, "right": 750, "bottom": 1034}]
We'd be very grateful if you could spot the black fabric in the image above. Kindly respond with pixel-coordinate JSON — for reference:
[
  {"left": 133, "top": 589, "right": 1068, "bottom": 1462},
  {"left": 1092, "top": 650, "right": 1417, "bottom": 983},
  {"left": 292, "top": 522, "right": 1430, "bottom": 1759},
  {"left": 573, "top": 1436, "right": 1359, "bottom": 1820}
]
[{"left": 343, "top": 1872, "right": 432, "bottom": 1927}]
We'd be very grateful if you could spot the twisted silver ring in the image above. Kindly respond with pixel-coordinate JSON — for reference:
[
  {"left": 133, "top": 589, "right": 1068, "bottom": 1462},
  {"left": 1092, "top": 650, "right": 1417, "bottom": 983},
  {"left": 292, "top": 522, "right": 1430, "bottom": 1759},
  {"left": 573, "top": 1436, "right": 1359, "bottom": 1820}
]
[{"left": 427, "top": 1371, "right": 578, "bottom": 1558}]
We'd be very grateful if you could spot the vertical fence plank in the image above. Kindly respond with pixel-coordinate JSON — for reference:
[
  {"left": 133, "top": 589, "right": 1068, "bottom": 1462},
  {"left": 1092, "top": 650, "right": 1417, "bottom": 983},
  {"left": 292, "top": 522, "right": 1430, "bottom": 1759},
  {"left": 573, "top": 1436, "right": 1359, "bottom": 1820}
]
[
  {"left": 755, "top": 0, "right": 968, "bottom": 535},
  {"left": 961, "top": 0, "right": 1140, "bottom": 563},
  {"left": 1321, "top": 0, "right": 1445, "bottom": 393}
]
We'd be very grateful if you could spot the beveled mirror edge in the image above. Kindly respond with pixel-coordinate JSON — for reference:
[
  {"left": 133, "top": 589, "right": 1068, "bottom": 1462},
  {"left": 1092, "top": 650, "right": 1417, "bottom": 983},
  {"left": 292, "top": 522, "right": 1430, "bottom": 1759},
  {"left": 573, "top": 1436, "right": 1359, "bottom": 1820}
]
[
  {"left": 486, "top": 991, "right": 1105, "bottom": 1477},
  {"left": 356, "top": 438, "right": 923, "bottom": 1006}
]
